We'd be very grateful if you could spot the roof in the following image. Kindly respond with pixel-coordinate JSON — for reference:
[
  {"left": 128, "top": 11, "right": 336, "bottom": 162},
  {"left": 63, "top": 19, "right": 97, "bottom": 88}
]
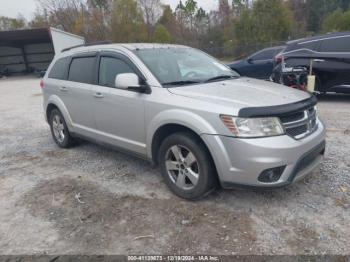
[
  {"left": 0, "top": 28, "right": 51, "bottom": 46},
  {"left": 62, "top": 43, "right": 190, "bottom": 54},
  {"left": 287, "top": 31, "right": 350, "bottom": 45},
  {"left": 120, "top": 43, "right": 189, "bottom": 50}
]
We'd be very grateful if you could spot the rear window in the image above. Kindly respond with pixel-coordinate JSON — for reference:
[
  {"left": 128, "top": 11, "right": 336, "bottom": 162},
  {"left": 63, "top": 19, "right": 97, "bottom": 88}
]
[
  {"left": 68, "top": 56, "right": 95, "bottom": 84},
  {"left": 48, "top": 57, "right": 70, "bottom": 80},
  {"left": 285, "top": 41, "right": 318, "bottom": 52},
  {"left": 319, "top": 36, "right": 350, "bottom": 52}
]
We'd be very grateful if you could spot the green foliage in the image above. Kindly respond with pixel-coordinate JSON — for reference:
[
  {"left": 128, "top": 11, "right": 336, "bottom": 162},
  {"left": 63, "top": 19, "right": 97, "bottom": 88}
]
[
  {"left": 111, "top": 0, "right": 147, "bottom": 42},
  {"left": 158, "top": 5, "right": 174, "bottom": 26},
  {"left": 323, "top": 9, "right": 350, "bottom": 32},
  {"left": 154, "top": 24, "right": 171, "bottom": 42},
  {"left": 306, "top": 0, "right": 350, "bottom": 33},
  {"left": 235, "top": 0, "right": 293, "bottom": 45},
  {"left": 88, "top": 0, "right": 108, "bottom": 9},
  {"left": 0, "top": 16, "right": 26, "bottom": 31}
]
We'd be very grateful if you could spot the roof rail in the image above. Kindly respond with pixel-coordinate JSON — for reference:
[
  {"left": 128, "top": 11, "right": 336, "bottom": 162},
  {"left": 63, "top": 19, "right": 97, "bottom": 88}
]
[{"left": 61, "top": 41, "right": 113, "bottom": 52}]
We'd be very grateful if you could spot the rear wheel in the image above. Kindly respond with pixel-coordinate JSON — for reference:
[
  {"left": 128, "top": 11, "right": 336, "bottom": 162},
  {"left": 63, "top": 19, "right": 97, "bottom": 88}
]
[
  {"left": 49, "top": 109, "right": 75, "bottom": 148},
  {"left": 159, "top": 132, "right": 217, "bottom": 199}
]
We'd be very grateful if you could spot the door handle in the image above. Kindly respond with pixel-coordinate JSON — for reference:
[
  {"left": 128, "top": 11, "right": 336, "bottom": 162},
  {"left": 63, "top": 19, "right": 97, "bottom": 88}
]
[
  {"left": 313, "top": 59, "right": 325, "bottom": 63},
  {"left": 93, "top": 92, "right": 104, "bottom": 98},
  {"left": 59, "top": 86, "right": 68, "bottom": 92}
]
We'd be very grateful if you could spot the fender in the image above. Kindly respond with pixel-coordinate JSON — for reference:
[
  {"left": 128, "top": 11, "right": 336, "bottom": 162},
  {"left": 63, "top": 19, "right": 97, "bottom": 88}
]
[
  {"left": 146, "top": 109, "right": 218, "bottom": 159},
  {"left": 46, "top": 95, "right": 74, "bottom": 131}
]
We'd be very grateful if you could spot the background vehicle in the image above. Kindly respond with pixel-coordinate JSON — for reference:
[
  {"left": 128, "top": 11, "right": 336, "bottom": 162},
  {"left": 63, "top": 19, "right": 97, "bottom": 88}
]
[
  {"left": 272, "top": 32, "right": 350, "bottom": 93},
  {"left": 227, "top": 46, "right": 285, "bottom": 80},
  {"left": 43, "top": 43, "right": 325, "bottom": 200}
]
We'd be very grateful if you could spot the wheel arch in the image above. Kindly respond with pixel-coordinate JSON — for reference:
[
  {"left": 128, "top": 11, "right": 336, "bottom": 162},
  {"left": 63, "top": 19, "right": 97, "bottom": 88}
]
[
  {"left": 148, "top": 111, "right": 218, "bottom": 164},
  {"left": 45, "top": 95, "right": 73, "bottom": 129}
]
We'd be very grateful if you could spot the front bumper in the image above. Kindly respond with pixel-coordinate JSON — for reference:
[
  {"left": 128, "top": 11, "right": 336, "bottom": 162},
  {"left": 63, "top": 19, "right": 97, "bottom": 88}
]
[{"left": 202, "top": 120, "right": 326, "bottom": 188}]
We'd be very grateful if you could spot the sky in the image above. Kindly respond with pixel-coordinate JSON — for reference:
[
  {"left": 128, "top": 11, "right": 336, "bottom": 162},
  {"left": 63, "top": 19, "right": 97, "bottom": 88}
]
[{"left": 0, "top": 0, "right": 218, "bottom": 20}]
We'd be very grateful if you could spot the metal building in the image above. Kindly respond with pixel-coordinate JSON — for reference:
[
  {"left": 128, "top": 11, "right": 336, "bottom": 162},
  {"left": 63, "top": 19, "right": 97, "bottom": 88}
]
[{"left": 0, "top": 27, "right": 85, "bottom": 76}]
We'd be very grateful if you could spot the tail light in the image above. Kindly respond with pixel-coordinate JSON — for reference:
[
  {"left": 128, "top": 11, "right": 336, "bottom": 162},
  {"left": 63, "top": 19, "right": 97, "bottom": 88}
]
[
  {"left": 40, "top": 79, "right": 44, "bottom": 89},
  {"left": 274, "top": 54, "right": 284, "bottom": 64}
]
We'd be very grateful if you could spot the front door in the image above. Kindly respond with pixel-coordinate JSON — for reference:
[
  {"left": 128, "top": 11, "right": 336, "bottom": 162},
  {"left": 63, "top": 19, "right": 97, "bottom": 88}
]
[{"left": 91, "top": 53, "right": 147, "bottom": 155}]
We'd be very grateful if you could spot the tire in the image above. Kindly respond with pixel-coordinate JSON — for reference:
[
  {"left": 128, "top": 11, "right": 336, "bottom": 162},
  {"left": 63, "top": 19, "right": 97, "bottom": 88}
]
[
  {"left": 158, "top": 132, "right": 218, "bottom": 200},
  {"left": 49, "top": 109, "right": 75, "bottom": 148}
]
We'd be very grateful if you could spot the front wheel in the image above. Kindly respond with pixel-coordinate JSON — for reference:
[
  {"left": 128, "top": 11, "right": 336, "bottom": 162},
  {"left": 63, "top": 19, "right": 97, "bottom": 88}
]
[{"left": 159, "top": 132, "right": 218, "bottom": 200}]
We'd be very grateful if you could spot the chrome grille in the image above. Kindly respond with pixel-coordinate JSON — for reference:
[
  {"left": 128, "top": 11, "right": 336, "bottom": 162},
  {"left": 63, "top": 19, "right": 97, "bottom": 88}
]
[{"left": 280, "top": 106, "right": 318, "bottom": 139}]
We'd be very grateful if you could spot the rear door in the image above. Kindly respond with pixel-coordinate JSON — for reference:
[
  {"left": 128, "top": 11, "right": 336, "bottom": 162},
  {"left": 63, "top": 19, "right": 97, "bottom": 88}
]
[
  {"left": 63, "top": 53, "right": 97, "bottom": 132},
  {"left": 91, "top": 52, "right": 147, "bottom": 155}
]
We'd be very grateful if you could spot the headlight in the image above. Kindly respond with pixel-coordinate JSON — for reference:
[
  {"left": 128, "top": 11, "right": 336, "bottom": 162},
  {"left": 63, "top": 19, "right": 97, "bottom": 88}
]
[{"left": 220, "top": 115, "right": 285, "bottom": 138}]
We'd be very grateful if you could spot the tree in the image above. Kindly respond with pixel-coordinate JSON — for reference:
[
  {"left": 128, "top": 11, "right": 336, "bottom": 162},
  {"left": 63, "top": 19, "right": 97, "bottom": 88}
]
[
  {"left": 35, "top": 0, "right": 87, "bottom": 34},
  {"left": 138, "top": 0, "right": 162, "bottom": 40},
  {"left": 183, "top": 0, "right": 198, "bottom": 31},
  {"left": 0, "top": 16, "right": 26, "bottom": 31},
  {"left": 232, "top": 0, "right": 249, "bottom": 17},
  {"left": 287, "top": 0, "right": 307, "bottom": 37},
  {"left": 235, "top": 0, "right": 293, "bottom": 48},
  {"left": 323, "top": 9, "right": 350, "bottom": 32},
  {"left": 158, "top": 5, "right": 180, "bottom": 41},
  {"left": 305, "top": 0, "right": 350, "bottom": 33},
  {"left": 154, "top": 24, "right": 171, "bottom": 42},
  {"left": 29, "top": 8, "right": 50, "bottom": 28},
  {"left": 218, "top": 0, "right": 231, "bottom": 26},
  {"left": 111, "top": 0, "right": 147, "bottom": 42}
]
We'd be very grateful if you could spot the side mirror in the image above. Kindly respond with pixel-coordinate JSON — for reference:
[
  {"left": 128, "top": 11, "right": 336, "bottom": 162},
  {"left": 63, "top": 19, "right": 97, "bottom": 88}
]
[
  {"left": 247, "top": 58, "right": 254, "bottom": 64},
  {"left": 115, "top": 73, "right": 140, "bottom": 90}
]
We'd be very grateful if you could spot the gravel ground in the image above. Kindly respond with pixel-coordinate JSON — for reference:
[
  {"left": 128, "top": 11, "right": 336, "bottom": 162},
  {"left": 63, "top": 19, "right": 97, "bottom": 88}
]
[{"left": 0, "top": 76, "right": 349, "bottom": 255}]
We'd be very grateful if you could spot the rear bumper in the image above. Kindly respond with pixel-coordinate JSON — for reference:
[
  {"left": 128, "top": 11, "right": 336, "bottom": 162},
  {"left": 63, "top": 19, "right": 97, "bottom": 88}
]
[{"left": 202, "top": 120, "right": 326, "bottom": 188}]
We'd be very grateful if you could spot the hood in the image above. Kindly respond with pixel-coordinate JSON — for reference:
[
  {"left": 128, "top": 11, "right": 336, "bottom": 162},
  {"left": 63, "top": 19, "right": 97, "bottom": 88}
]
[{"left": 168, "top": 77, "right": 311, "bottom": 110}]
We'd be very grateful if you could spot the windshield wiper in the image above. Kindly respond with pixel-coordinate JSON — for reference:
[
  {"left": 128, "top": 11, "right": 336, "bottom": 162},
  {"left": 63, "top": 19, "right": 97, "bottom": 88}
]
[
  {"left": 162, "top": 80, "right": 201, "bottom": 87},
  {"left": 205, "top": 75, "right": 238, "bottom": 83}
]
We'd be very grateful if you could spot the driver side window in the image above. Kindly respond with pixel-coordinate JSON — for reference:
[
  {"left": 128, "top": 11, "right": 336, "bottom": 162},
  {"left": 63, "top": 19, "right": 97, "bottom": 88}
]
[
  {"left": 250, "top": 49, "right": 275, "bottom": 61},
  {"left": 99, "top": 56, "right": 135, "bottom": 88}
]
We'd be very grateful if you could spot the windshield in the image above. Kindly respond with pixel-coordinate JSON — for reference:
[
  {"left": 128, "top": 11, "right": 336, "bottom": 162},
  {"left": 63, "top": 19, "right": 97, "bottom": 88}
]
[{"left": 134, "top": 48, "right": 239, "bottom": 86}]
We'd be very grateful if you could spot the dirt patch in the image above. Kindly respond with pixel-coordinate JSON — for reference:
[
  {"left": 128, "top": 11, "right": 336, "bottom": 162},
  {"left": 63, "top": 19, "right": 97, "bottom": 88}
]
[
  {"left": 19, "top": 177, "right": 257, "bottom": 254},
  {"left": 284, "top": 225, "right": 320, "bottom": 254}
]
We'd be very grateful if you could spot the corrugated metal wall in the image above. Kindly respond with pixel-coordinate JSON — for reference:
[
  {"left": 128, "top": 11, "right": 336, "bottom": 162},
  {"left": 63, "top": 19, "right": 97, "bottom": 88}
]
[{"left": 0, "top": 43, "right": 54, "bottom": 75}]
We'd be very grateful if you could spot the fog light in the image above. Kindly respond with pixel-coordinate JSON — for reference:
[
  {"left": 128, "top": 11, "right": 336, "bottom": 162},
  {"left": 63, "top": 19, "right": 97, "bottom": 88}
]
[{"left": 258, "top": 166, "right": 286, "bottom": 183}]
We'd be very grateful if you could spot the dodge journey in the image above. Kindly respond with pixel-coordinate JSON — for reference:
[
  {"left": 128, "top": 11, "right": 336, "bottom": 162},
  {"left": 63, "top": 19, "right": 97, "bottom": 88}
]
[{"left": 42, "top": 43, "right": 326, "bottom": 199}]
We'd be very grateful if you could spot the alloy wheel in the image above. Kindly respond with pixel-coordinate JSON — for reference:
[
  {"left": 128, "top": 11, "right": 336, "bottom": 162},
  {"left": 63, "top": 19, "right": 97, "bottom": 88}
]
[
  {"left": 165, "top": 145, "right": 200, "bottom": 190},
  {"left": 52, "top": 114, "right": 65, "bottom": 143}
]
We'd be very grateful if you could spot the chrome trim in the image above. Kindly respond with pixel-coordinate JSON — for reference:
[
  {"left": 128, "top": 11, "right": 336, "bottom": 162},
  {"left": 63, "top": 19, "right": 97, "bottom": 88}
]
[{"left": 281, "top": 106, "right": 318, "bottom": 140}]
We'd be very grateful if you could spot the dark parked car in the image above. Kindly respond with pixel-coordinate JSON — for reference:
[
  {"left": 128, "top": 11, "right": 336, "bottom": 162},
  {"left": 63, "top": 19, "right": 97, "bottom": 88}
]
[
  {"left": 273, "top": 32, "right": 350, "bottom": 94},
  {"left": 228, "top": 46, "right": 285, "bottom": 80}
]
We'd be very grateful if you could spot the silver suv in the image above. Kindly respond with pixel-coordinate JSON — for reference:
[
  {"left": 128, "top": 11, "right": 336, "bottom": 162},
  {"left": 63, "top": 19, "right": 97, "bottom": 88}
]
[{"left": 42, "top": 43, "right": 326, "bottom": 199}]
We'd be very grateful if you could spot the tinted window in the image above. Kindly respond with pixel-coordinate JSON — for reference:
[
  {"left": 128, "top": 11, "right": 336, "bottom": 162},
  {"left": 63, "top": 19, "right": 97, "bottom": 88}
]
[
  {"left": 285, "top": 41, "right": 317, "bottom": 52},
  {"left": 320, "top": 37, "right": 350, "bottom": 52},
  {"left": 298, "top": 41, "right": 317, "bottom": 51},
  {"left": 68, "top": 56, "right": 95, "bottom": 84},
  {"left": 251, "top": 49, "right": 275, "bottom": 60},
  {"left": 99, "top": 57, "right": 135, "bottom": 87},
  {"left": 135, "top": 48, "right": 238, "bottom": 85},
  {"left": 48, "top": 57, "right": 70, "bottom": 80}
]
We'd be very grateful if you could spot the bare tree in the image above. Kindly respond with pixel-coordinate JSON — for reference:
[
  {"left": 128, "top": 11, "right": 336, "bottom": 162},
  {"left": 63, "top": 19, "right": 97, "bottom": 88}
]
[
  {"left": 36, "top": 0, "right": 86, "bottom": 33},
  {"left": 138, "top": 0, "right": 162, "bottom": 40}
]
